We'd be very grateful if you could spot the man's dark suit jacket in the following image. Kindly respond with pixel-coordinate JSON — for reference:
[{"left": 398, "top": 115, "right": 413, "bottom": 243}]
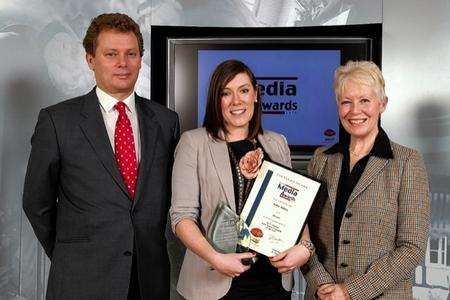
[{"left": 23, "top": 88, "right": 180, "bottom": 299}]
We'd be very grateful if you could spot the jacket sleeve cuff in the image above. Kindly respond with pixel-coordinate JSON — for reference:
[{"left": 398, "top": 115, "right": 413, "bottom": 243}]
[
  {"left": 300, "top": 254, "right": 335, "bottom": 295},
  {"left": 344, "top": 274, "right": 378, "bottom": 300},
  {"left": 169, "top": 209, "right": 199, "bottom": 234}
]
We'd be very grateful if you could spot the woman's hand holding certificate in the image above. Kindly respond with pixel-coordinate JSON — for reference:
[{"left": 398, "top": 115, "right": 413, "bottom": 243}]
[{"left": 269, "top": 243, "right": 311, "bottom": 273}]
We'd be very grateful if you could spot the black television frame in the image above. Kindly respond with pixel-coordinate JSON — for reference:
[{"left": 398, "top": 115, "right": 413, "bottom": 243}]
[{"left": 151, "top": 24, "right": 382, "bottom": 157}]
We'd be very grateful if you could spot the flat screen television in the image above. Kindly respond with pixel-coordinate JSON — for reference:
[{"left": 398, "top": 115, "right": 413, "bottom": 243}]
[{"left": 151, "top": 24, "right": 381, "bottom": 157}]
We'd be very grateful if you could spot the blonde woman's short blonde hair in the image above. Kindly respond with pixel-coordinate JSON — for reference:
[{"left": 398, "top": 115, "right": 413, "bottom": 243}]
[{"left": 334, "top": 60, "right": 386, "bottom": 102}]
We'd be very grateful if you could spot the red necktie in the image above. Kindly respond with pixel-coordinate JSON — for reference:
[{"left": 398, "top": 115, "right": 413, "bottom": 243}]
[{"left": 114, "top": 102, "right": 138, "bottom": 199}]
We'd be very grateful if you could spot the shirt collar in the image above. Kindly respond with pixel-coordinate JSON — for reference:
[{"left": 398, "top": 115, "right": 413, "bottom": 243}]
[
  {"left": 96, "top": 86, "right": 136, "bottom": 114},
  {"left": 324, "top": 126, "right": 394, "bottom": 159}
]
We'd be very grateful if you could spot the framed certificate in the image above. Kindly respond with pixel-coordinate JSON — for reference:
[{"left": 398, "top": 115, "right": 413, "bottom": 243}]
[{"left": 240, "top": 160, "right": 321, "bottom": 257}]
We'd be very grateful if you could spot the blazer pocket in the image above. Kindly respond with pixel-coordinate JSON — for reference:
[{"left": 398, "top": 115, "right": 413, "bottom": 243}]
[{"left": 56, "top": 235, "right": 91, "bottom": 244}]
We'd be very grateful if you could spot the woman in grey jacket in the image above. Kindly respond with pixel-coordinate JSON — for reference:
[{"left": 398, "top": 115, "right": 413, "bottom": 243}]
[{"left": 170, "top": 60, "right": 313, "bottom": 300}]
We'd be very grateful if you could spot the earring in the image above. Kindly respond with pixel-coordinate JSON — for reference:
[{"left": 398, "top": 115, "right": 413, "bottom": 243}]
[{"left": 255, "top": 99, "right": 258, "bottom": 103}]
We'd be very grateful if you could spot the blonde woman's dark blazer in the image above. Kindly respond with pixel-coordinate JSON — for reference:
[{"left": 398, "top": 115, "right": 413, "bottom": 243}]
[
  {"left": 170, "top": 128, "right": 294, "bottom": 300},
  {"left": 301, "top": 141, "right": 430, "bottom": 299}
]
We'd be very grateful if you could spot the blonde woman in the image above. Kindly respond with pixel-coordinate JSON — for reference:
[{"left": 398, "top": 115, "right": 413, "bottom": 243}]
[{"left": 302, "top": 60, "right": 430, "bottom": 299}]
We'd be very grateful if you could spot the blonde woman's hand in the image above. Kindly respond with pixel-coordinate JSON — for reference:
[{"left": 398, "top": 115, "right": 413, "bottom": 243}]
[{"left": 317, "top": 284, "right": 350, "bottom": 300}]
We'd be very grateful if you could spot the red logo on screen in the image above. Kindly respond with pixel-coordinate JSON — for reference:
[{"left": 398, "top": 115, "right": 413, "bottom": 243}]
[{"left": 324, "top": 129, "right": 336, "bottom": 137}]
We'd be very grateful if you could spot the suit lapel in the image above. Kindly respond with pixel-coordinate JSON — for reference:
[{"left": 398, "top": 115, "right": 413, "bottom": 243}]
[
  {"left": 347, "top": 156, "right": 389, "bottom": 207},
  {"left": 133, "top": 95, "right": 159, "bottom": 206},
  {"left": 79, "top": 89, "right": 129, "bottom": 197},
  {"left": 324, "top": 153, "right": 342, "bottom": 211},
  {"left": 208, "top": 137, "right": 236, "bottom": 211},
  {"left": 258, "top": 134, "right": 283, "bottom": 164}
]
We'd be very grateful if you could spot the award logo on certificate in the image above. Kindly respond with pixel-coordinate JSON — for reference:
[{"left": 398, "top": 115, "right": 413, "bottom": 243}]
[{"left": 240, "top": 160, "right": 321, "bottom": 257}]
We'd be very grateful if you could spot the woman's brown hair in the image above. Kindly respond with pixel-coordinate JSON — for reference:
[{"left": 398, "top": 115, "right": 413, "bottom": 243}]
[{"left": 203, "top": 59, "right": 263, "bottom": 140}]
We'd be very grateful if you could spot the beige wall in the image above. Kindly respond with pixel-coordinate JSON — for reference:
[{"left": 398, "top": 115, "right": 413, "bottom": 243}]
[{"left": 383, "top": 1, "right": 450, "bottom": 298}]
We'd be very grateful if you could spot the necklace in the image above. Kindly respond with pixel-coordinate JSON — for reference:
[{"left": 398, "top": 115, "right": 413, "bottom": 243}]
[
  {"left": 349, "top": 148, "right": 363, "bottom": 157},
  {"left": 227, "top": 140, "right": 257, "bottom": 214},
  {"left": 349, "top": 146, "right": 371, "bottom": 158}
]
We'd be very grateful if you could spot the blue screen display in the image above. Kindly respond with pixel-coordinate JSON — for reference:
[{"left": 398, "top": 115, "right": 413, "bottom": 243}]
[{"left": 198, "top": 50, "right": 340, "bottom": 147}]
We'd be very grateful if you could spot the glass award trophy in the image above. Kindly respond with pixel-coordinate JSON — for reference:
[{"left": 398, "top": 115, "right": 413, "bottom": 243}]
[{"left": 207, "top": 202, "right": 257, "bottom": 265}]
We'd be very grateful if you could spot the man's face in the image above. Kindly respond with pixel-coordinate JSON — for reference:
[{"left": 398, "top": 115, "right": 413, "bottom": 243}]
[{"left": 86, "top": 29, "right": 141, "bottom": 100}]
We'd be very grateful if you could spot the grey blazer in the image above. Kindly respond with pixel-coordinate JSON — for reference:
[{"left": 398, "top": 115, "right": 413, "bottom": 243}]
[
  {"left": 23, "top": 88, "right": 180, "bottom": 299},
  {"left": 301, "top": 141, "right": 430, "bottom": 300},
  {"left": 170, "top": 128, "right": 294, "bottom": 300}
]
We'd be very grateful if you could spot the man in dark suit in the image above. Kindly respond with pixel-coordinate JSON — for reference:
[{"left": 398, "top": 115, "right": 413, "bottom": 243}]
[{"left": 22, "top": 13, "right": 179, "bottom": 299}]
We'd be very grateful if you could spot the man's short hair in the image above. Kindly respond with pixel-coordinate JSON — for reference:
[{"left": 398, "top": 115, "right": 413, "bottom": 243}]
[{"left": 83, "top": 13, "right": 144, "bottom": 57}]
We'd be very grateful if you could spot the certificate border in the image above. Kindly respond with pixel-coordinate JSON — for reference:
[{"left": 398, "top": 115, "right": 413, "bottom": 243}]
[
  {"left": 242, "top": 159, "right": 324, "bottom": 255},
  {"left": 265, "top": 159, "right": 324, "bottom": 245}
]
